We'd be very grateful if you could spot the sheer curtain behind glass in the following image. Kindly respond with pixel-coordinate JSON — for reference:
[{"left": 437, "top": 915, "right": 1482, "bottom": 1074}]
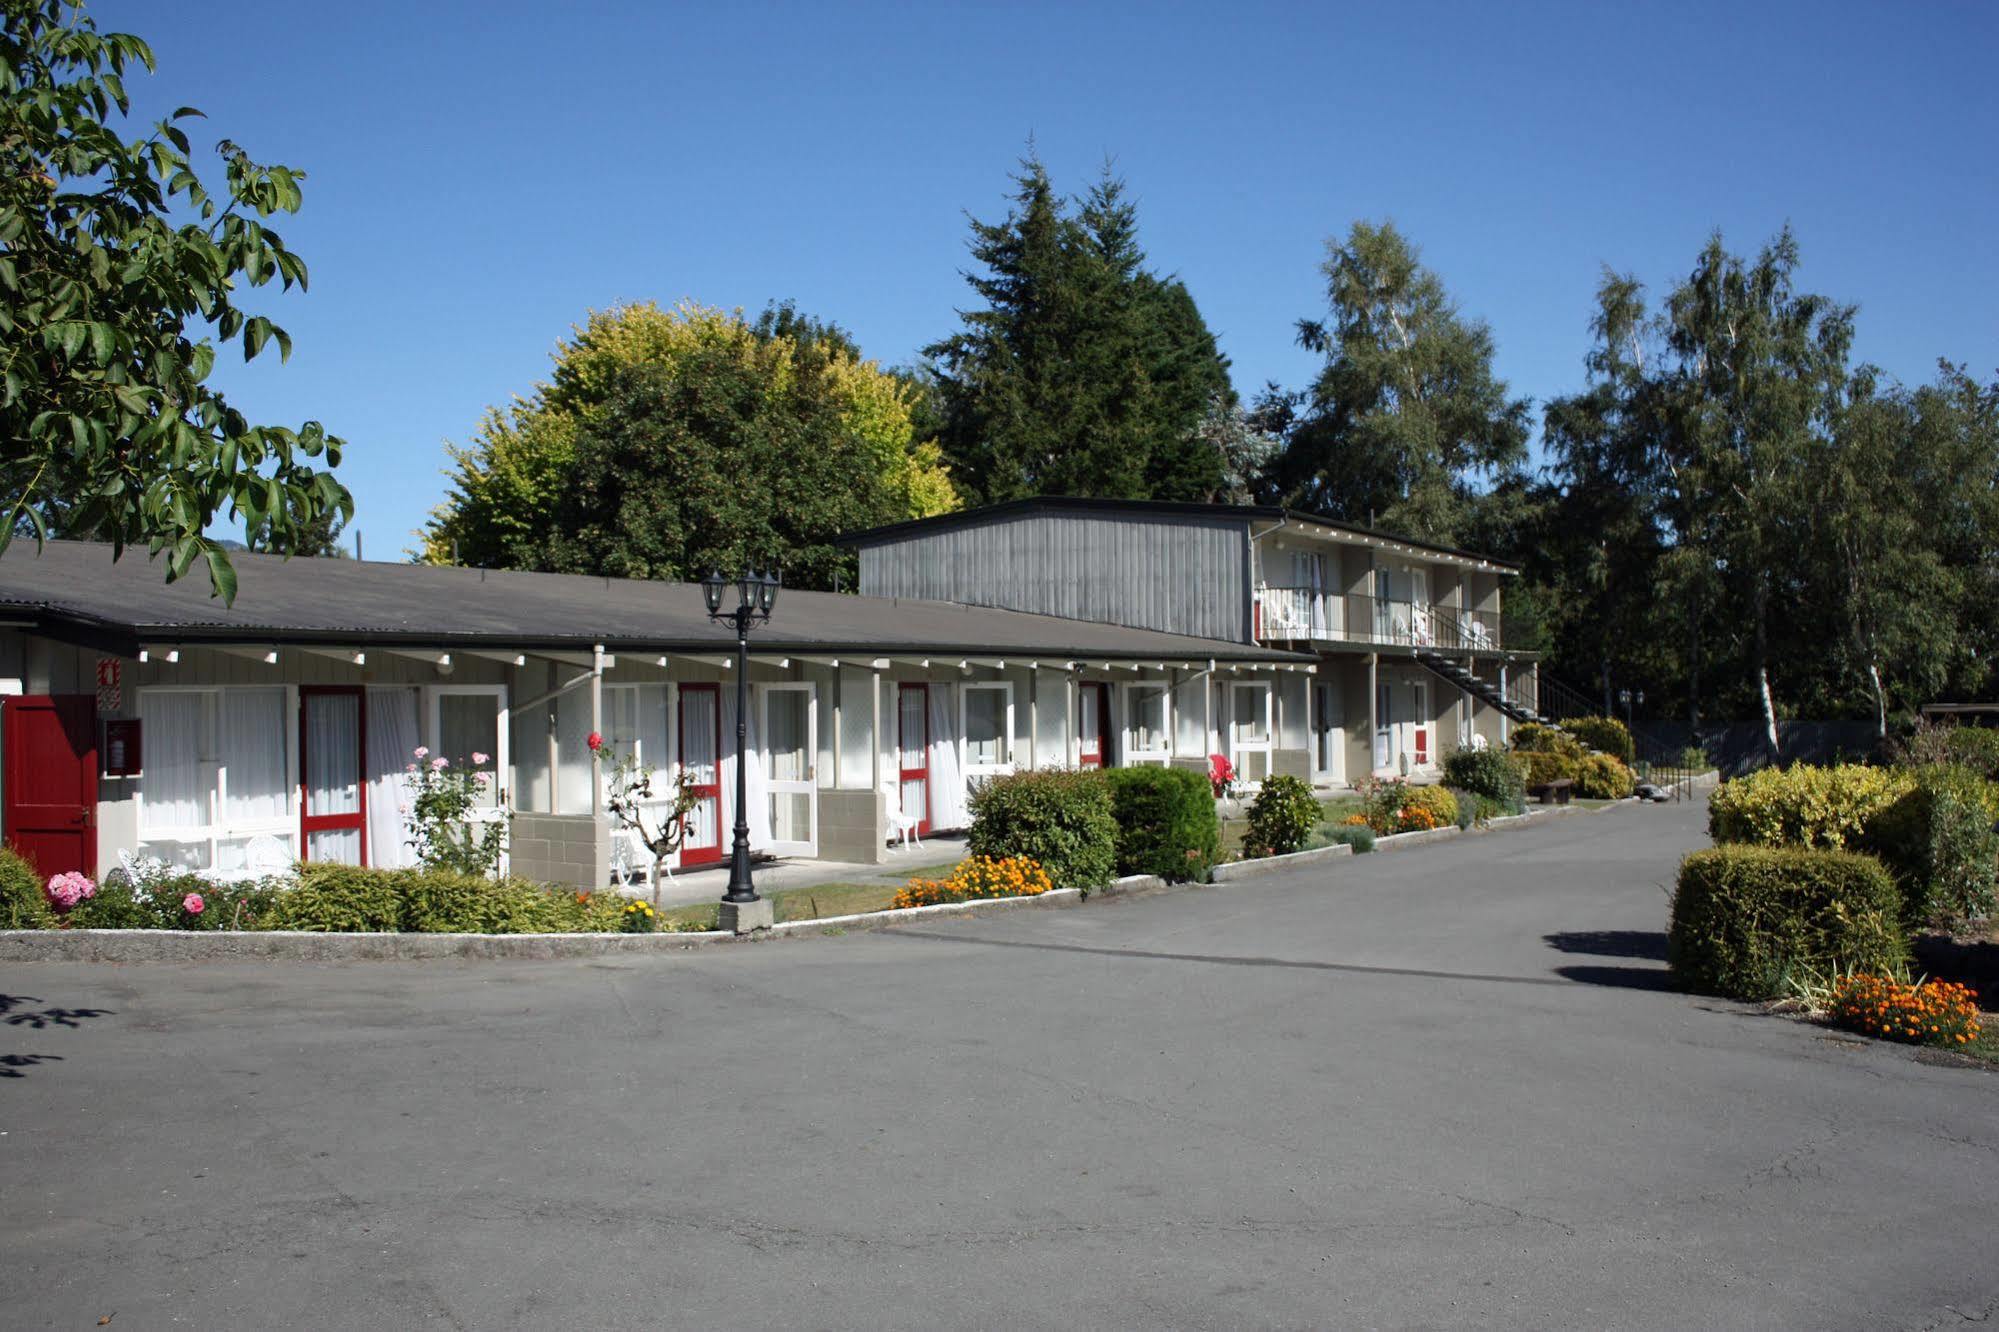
[
  {"left": 925, "top": 683, "right": 966, "bottom": 830},
  {"left": 303, "top": 692, "right": 361, "bottom": 865},
  {"left": 366, "top": 688, "right": 419, "bottom": 869},
  {"left": 138, "top": 692, "right": 205, "bottom": 832}
]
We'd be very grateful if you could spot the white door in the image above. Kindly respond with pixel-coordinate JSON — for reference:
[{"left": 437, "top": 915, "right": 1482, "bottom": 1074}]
[
  {"left": 427, "top": 685, "right": 511, "bottom": 868},
  {"left": 1120, "top": 681, "right": 1172, "bottom": 766},
  {"left": 961, "top": 682, "right": 1014, "bottom": 787},
  {"left": 1228, "top": 682, "right": 1272, "bottom": 784},
  {"left": 1408, "top": 567, "right": 1432, "bottom": 646},
  {"left": 760, "top": 683, "right": 817, "bottom": 857}
]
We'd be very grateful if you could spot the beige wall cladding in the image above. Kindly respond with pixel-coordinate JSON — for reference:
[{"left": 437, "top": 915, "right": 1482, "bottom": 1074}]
[
  {"left": 817, "top": 789, "right": 886, "bottom": 865},
  {"left": 510, "top": 813, "right": 609, "bottom": 890}
]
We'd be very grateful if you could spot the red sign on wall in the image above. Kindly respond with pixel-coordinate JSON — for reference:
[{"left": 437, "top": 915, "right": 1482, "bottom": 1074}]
[{"left": 95, "top": 657, "right": 122, "bottom": 713}]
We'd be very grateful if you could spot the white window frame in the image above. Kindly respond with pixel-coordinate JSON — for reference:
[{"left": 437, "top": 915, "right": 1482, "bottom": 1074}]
[
  {"left": 134, "top": 684, "right": 300, "bottom": 870},
  {"left": 960, "top": 681, "right": 1015, "bottom": 782},
  {"left": 425, "top": 684, "right": 512, "bottom": 871},
  {"left": 1120, "top": 681, "right": 1173, "bottom": 767},
  {"left": 1227, "top": 681, "right": 1273, "bottom": 785},
  {"left": 759, "top": 682, "right": 818, "bottom": 857}
]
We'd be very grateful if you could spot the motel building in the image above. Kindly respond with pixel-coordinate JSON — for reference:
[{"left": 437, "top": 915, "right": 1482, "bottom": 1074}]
[{"left": 0, "top": 501, "right": 1534, "bottom": 890}]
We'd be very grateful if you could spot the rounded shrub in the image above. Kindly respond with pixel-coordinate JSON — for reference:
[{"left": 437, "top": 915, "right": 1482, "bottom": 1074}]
[
  {"left": 1441, "top": 747, "right": 1527, "bottom": 806},
  {"left": 1511, "top": 723, "right": 1584, "bottom": 758},
  {"left": 1520, "top": 751, "right": 1579, "bottom": 789},
  {"left": 1562, "top": 715, "right": 1635, "bottom": 764},
  {"left": 1325, "top": 824, "right": 1375, "bottom": 853},
  {"left": 1243, "top": 774, "right": 1319, "bottom": 858},
  {"left": 1707, "top": 763, "right": 1912, "bottom": 850},
  {"left": 1102, "top": 766, "right": 1221, "bottom": 882},
  {"left": 1668, "top": 845, "right": 1908, "bottom": 1000},
  {"left": 1573, "top": 753, "right": 1636, "bottom": 800},
  {"left": 967, "top": 769, "right": 1117, "bottom": 892}
]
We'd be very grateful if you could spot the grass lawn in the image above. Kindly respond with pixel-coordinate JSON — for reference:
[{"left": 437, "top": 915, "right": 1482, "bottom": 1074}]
[
  {"left": 1220, "top": 794, "right": 1363, "bottom": 859},
  {"left": 654, "top": 879, "right": 911, "bottom": 932}
]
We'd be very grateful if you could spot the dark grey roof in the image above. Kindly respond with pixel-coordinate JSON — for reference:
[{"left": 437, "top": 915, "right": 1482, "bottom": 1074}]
[
  {"left": 0, "top": 541, "right": 1308, "bottom": 664},
  {"left": 834, "top": 496, "right": 1523, "bottom": 570}
]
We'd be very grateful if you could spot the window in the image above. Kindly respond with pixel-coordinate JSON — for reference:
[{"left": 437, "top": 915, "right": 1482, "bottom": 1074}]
[
  {"left": 836, "top": 667, "right": 875, "bottom": 790},
  {"left": 137, "top": 687, "right": 296, "bottom": 871},
  {"left": 1122, "top": 683, "right": 1171, "bottom": 765}
]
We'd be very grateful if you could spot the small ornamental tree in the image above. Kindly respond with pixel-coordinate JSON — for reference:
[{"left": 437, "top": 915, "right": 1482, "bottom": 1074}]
[
  {"left": 1, "top": 0, "right": 350, "bottom": 600},
  {"left": 594, "top": 741, "right": 702, "bottom": 904},
  {"left": 405, "top": 748, "right": 509, "bottom": 877}
]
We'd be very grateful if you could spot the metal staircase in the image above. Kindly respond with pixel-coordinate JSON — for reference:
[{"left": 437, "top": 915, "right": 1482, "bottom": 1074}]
[{"left": 1413, "top": 648, "right": 1548, "bottom": 725}]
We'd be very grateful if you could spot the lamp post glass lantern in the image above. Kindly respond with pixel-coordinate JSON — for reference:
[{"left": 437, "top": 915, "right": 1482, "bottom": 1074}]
[{"left": 704, "top": 569, "right": 780, "bottom": 905}]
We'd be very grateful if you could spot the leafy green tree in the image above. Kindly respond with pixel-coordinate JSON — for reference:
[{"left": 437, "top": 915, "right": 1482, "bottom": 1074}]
[
  {"left": 0, "top": 0, "right": 348, "bottom": 601},
  {"left": 425, "top": 302, "right": 957, "bottom": 585},
  {"left": 1657, "top": 228, "right": 1854, "bottom": 757},
  {"left": 247, "top": 502, "right": 345, "bottom": 558},
  {"left": 1275, "top": 220, "right": 1530, "bottom": 544},
  {"left": 926, "top": 157, "right": 1232, "bottom": 503}
]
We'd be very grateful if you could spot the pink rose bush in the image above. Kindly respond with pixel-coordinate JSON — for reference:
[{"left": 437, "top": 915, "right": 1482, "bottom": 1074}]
[
  {"left": 182, "top": 892, "right": 205, "bottom": 916},
  {"left": 44, "top": 871, "right": 96, "bottom": 913}
]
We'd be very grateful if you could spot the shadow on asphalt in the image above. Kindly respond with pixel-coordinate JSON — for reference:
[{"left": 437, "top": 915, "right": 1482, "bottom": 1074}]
[
  {"left": 1550, "top": 964, "right": 1679, "bottom": 993},
  {"left": 889, "top": 930, "right": 1580, "bottom": 989},
  {"left": 1544, "top": 930, "right": 1669, "bottom": 961},
  {"left": 0, "top": 994, "right": 115, "bottom": 1082}
]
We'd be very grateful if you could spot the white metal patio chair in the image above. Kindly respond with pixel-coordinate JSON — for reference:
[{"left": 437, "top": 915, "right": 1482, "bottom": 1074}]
[{"left": 883, "top": 777, "right": 922, "bottom": 851}]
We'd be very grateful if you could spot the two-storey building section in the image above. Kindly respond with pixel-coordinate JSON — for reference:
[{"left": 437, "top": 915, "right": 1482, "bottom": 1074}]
[{"left": 845, "top": 498, "right": 1539, "bottom": 787}]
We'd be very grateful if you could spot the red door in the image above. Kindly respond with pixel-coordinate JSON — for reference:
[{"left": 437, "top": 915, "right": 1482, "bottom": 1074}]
[
  {"left": 897, "top": 684, "right": 930, "bottom": 834},
  {"left": 1077, "top": 684, "right": 1110, "bottom": 769},
  {"left": 678, "top": 684, "right": 722, "bottom": 867},
  {"left": 3, "top": 695, "right": 98, "bottom": 878},
  {"left": 299, "top": 686, "right": 367, "bottom": 865}
]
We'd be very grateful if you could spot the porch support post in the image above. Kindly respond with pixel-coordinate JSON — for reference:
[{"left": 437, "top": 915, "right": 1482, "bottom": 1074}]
[
  {"left": 1367, "top": 652, "right": 1380, "bottom": 777},
  {"left": 1028, "top": 668, "right": 1038, "bottom": 771},
  {"left": 590, "top": 643, "right": 605, "bottom": 817},
  {"left": 1499, "top": 661, "right": 1510, "bottom": 746}
]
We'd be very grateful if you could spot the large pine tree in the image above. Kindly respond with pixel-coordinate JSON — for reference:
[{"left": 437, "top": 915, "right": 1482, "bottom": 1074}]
[{"left": 925, "top": 157, "right": 1232, "bottom": 503}]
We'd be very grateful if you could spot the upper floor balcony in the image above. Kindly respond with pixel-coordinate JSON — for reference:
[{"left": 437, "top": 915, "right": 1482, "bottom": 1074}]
[{"left": 1254, "top": 585, "right": 1521, "bottom": 653}]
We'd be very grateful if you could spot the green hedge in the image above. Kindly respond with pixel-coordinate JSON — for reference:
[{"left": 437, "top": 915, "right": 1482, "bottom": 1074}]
[
  {"left": 1707, "top": 763, "right": 1912, "bottom": 850},
  {"left": 1521, "top": 751, "right": 1579, "bottom": 788},
  {"left": 1103, "top": 766, "right": 1219, "bottom": 882},
  {"left": 967, "top": 769, "right": 1117, "bottom": 892},
  {"left": 1512, "top": 723, "right": 1584, "bottom": 758},
  {"left": 1668, "top": 845, "right": 1908, "bottom": 1000},
  {"left": 1861, "top": 764, "right": 1999, "bottom": 928},
  {"left": 1441, "top": 748, "right": 1527, "bottom": 805},
  {"left": 1244, "top": 774, "right": 1319, "bottom": 857},
  {"left": 1573, "top": 753, "right": 1636, "bottom": 800},
  {"left": 1562, "top": 715, "right": 1635, "bottom": 764},
  {"left": 264, "top": 863, "right": 626, "bottom": 933}
]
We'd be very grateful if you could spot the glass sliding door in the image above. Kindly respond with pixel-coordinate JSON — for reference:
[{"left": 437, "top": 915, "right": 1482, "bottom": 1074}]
[
  {"left": 300, "top": 687, "right": 365, "bottom": 865},
  {"left": 761, "top": 683, "right": 817, "bottom": 856}
]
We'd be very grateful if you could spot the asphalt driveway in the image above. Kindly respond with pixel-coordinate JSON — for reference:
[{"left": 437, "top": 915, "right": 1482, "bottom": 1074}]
[{"left": 4, "top": 802, "right": 1994, "bottom": 1330}]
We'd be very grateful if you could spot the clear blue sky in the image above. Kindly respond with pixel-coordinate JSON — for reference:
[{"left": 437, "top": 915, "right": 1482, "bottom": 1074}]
[{"left": 92, "top": 0, "right": 1999, "bottom": 557}]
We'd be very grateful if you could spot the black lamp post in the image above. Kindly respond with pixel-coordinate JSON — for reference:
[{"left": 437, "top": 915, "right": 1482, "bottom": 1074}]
[{"left": 702, "top": 568, "right": 779, "bottom": 910}]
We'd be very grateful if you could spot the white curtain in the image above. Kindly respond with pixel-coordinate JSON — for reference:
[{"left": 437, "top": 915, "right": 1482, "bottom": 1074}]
[
  {"left": 555, "top": 687, "right": 594, "bottom": 816},
  {"left": 926, "top": 682, "right": 967, "bottom": 831},
  {"left": 222, "top": 689, "right": 290, "bottom": 824},
  {"left": 366, "top": 688, "right": 420, "bottom": 869},
  {"left": 138, "top": 692, "right": 205, "bottom": 829},
  {"left": 720, "top": 685, "right": 772, "bottom": 851}
]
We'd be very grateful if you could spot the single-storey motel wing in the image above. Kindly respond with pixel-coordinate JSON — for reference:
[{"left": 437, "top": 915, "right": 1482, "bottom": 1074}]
[{"left": 0, "top": 538, "right": 1316, "bottom": 889}]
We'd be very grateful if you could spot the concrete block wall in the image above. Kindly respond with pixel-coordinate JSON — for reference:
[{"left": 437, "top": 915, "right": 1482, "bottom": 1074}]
[
  {"left": 818, "top": 789, "right": 885, "bottom": 865},
  {"left": 510, "top": 813, "right": 610, "bottom": 890}
]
